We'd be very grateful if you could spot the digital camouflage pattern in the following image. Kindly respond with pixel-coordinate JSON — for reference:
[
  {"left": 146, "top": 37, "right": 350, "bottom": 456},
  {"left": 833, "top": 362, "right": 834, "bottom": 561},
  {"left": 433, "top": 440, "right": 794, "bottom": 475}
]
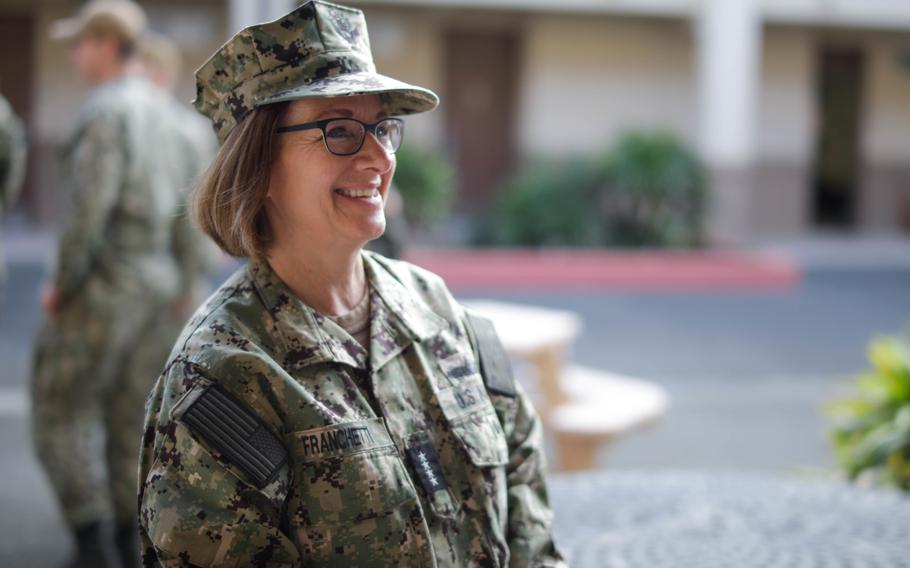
[
  {"left": 162, "top": 96, "right": 219, "bottom": 306},
  {"left": 139, "top": 251, "right": 566, "bottom": 567},
  {"left": 193, "top": 0, "right": 438, "bottom": 144},
  {"left": 32, "top": 74, "right": 208, "bottom": 529},
  {"left": 50, "top": 74, "right": 189, "bottom": 306},
  {"left": 135, "top": 96, "right": 221, "bottom": 449},
  {"left": 0, "top": 93, "right": 27, "bottom": 281}
]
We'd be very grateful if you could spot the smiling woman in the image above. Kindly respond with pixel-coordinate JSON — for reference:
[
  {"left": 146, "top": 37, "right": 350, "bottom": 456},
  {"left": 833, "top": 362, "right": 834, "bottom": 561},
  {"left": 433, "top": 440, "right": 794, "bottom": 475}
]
[
  {"left": 267, "top": 98, "right": 395, "bottom": 258},
  {"left": 137, "top": 1, "right": 565, "bottom": 567}
]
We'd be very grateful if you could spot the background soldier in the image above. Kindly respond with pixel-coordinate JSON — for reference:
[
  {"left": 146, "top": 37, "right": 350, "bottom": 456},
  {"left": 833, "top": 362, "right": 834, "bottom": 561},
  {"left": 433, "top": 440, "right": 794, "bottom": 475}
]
[
  {"left": 0, "top": 92, "right": 27, "bottom": 283},
  {"left": 31, "top": 1, "right": 205, "bottom": 566},
  {"left": 136, "top": 30, "right": 221, "bottom": 393}
]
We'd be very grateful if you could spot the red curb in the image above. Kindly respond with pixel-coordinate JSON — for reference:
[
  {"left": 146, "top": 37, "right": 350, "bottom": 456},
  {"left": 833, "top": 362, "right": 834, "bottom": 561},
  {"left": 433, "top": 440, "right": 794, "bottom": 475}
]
[{"left": 402, "top": 248, "right": 801, "bottom": 292}]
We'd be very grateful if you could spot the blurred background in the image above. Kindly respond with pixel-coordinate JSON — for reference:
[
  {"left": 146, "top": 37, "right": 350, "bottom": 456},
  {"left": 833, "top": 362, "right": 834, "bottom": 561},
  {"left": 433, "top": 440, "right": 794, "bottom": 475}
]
[{"left": 1, "top": 0, "right": 909, "bottom": 565}]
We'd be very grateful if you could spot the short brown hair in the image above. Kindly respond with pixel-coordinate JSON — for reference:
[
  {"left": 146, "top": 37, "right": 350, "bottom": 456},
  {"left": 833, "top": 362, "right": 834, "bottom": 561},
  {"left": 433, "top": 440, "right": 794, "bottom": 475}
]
[
  {"left": 192, "top": 103, "right": 287, "bottom": 258},
  {"left": 84, "top": 19, "right": 137, "bottom": 59}
]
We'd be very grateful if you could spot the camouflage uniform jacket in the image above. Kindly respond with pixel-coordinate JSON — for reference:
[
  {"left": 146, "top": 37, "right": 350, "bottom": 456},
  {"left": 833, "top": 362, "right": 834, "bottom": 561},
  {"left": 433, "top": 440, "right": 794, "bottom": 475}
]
[
  {"left": 167, "top": 100, "right": 219, "bottom": 293},
  {"left": 54, "top": 74, "right": 185, "bottom": 305},
  {"left": 139, "top": 251, "right": 566, "bottom": 567},
  {"left": 0, "top": 94, "right": 27, "bottom": 281}
]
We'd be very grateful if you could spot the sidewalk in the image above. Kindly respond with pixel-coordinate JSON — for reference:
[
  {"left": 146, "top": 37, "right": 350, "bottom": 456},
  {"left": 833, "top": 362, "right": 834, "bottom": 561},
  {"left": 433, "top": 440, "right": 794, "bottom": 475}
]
[
  {"left": 5, "top": 221, "right": 910, "bottom": 290},
  {"left": 753, "top": 233, "right": 910, "bottom": 270},
  {"left": 2, "top": 222, "right": 908, "bottom": 565},
  {"left": 404, "top": 248, "right": 799, "bottom": 291}
]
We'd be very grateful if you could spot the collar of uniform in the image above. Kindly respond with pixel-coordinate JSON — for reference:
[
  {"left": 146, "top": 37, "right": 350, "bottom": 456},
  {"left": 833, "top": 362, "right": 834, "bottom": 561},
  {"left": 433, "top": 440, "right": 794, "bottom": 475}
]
[
  {"left": 362, "top": 251, "right": 447, "bottom": 371},
  {"left": 246, "top": 256, "right": 367, "bottom": 372}
]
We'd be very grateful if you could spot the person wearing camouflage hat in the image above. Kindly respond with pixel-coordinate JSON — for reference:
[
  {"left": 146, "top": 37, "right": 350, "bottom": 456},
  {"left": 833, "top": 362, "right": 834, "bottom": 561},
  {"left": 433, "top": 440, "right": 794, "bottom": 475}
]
[
  {"left": 32, "top": 1, "right": 208, "bottom": 566},
  {"left": 138, "top": 1, "right": 566, "bottom": 566}
]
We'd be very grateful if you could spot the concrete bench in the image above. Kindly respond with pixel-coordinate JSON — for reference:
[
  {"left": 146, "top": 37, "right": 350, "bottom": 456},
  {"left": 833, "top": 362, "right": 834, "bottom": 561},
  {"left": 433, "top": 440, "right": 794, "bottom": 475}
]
[
  {"left": 459, "top": 300, "right": 669, "bottom": 471},
  {"left": 460, "top": 300, "right": 581, "bottom": 413},
  {"left": 548, "top": 365, "right": 669, "bottom": 471}
]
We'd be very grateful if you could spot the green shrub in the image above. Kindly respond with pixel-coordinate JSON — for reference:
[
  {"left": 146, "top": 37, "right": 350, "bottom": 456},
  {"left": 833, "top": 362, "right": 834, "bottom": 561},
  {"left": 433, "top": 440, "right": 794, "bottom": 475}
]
[
  {"left": 392, "top": 144, "right": 455, "bottom": 228},
  {"left": 597, "top": 132, "right": 706, "bottom": 247},
  {"left": 474, "top": 132, "right": 706, "bottom": 247},
  {"left": 827, "top": 333, "right": 910, "bottom": 491},
  {"left": 474, "top": 158, "right": 601, "bottom": 246}
]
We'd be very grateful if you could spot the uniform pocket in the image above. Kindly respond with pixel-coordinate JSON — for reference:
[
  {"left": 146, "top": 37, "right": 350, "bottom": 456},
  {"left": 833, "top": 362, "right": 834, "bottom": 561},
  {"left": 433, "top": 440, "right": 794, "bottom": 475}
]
[
  {"left": 449, "top": 408, "right": 509, "bottom": 467},
  {"left": 436, "top": 374, "right": 510, "bottom": 467}
]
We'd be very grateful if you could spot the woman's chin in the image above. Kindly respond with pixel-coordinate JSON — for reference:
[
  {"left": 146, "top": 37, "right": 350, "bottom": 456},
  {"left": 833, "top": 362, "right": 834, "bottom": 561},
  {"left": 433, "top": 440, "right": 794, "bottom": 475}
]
[{"left": 354, "top": 219, "right": 386, "bottom": 247}]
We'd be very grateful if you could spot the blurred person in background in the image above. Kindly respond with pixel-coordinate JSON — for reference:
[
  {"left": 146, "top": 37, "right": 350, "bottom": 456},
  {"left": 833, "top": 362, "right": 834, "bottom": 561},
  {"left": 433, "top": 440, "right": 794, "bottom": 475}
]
[
  {"left": 31, "top": 1, "right": 201, "bottom": 566},
  {"left": 137, "top": 1, "right": 565, "bottom": 566},
  {"left": 0, "top": 92, "right": 27, "bottom": 284},
  {"left": 136, "top": 29, "right": 221, "bottom": 395}
]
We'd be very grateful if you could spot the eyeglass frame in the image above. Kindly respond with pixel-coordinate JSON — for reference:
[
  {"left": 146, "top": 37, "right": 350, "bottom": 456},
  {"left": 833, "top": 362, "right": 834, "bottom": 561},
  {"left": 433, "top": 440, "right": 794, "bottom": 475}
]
[{"left": 275, "top": 116, "right": 405, "bottom": 156}]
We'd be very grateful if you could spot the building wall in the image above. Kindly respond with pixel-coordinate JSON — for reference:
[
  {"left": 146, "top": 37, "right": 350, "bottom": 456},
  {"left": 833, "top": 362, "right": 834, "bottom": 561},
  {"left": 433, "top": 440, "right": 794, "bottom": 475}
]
[
  {"left": 860, "top": 31, "right": 910, "bottom": 232},
  {"left": 9, "top": 1, "right": 910, "bottom": 237},
  {"left": 517, "top": 13, "right": 697, "bottom": 158},
  {"left": 752, "top": 24, "right": 910, "bottom": 236},
  {"left": 363, "top": 9, "right": 910, "bottom": 237},
  {"left": 753, "top": 25, "right": 816, "bottom": 237},
  {"left": 360, "top": 6, "right": 450, "bottom": 150}
]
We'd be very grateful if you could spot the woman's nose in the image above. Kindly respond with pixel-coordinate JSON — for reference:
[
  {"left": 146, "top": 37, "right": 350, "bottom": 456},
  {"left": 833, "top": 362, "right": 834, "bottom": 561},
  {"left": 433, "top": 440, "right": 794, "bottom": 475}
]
[{"left": 354, "top": 131, "right": 394, "bottom": 174}]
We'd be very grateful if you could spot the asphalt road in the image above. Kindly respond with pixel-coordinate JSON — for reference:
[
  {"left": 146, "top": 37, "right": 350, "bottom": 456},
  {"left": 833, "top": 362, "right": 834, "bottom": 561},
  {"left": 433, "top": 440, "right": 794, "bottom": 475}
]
[{"left": 2, "top": 258, "right": 908, "bottom": 565}]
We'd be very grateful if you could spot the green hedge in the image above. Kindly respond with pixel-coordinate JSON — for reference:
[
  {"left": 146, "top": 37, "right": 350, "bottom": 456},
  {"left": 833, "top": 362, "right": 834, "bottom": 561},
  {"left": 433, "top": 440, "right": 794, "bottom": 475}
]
[
  {"left": 475, "top": 132, "right": 707, "bottom": 247},
  {"left": 393, "top": 144, "right": 455, "bottom": 228}
]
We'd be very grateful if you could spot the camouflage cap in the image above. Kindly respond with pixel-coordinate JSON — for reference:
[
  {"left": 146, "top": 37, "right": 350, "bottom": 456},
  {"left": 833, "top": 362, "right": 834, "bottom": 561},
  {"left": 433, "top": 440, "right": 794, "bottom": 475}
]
[
  {"left": 194, "top": 0, "right": 439, "bottom": 144},
  {"left": 139, "top": 31, "right": 183, "bottom": 88},
  {"left": 50, "top": 0, "right": 146, "bottom": 44}
]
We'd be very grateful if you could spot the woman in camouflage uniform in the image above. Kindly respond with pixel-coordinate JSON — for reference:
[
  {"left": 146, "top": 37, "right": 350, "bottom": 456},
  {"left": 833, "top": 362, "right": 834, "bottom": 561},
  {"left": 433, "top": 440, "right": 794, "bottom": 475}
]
[{"left": 138, "top": 2, "right": 566, "bottom": 566}]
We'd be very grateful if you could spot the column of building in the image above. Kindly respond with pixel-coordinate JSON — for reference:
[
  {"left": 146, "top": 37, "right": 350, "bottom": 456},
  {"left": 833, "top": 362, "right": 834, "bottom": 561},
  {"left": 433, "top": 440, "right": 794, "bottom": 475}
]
[{"left": 696, "top": 0, "right": 763, "bottom": 244}]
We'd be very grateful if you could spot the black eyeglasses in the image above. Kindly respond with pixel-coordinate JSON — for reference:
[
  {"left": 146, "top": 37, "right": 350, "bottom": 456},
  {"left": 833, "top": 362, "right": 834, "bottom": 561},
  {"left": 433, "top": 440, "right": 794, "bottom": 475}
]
[{"left": 276, "top": 117, "right": 405, "bottom": 156}]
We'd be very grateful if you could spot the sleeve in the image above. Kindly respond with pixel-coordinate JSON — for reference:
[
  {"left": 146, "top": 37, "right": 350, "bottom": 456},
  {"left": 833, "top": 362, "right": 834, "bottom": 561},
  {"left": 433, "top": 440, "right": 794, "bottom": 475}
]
[
  {"left": 170, "top": 116, "right": 220, "bottom": 292},
  {"left": 0, "top": 99, "right": 26, "bottom": 216},
  {"left": 460, "top": 310, "right": 567, "bottom": 568},
  {"left": 170, "top": 202, "right": 219, "bottom": 290},
  {"left": 499, "top": 381, "right": 567, "bottom": 567},
  {"left": 53, "top": 109, "right": 126, "bottom": 302},
  {"left": 139, "top": 367, "right": 301, "bottom": 567}
]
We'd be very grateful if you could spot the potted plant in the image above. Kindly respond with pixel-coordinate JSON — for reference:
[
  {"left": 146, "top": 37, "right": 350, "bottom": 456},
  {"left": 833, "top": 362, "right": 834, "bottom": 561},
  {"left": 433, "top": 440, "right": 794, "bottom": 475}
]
[{"left": 827, "top": 333, "right": 910, "bottom": 491}]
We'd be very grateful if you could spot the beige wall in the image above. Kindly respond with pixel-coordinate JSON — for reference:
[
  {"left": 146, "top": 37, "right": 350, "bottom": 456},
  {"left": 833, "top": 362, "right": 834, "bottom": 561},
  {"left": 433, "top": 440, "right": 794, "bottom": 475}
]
[
  {"left": 361, "top": 7, "right": 700, "bottom": 157},
  {"left": 752, "top": 25, "right": 816, "bottom": 236},
  {"left": 358, "top": 6, "right": 446, "bottom": 150},
  {"left": 860, "top": 31, "right": 910, "bottom": 231},
  {"left": 756, "top": 27, "right": 816, "bottom": 163},
  {"left": 11, "top": 1, "right": 910, "bottom": 235},
  {"left": 863, "top": 35, "right": 910, "bottom": 163},
  {"left": 518, "top": 13, "right": 697, "bottom": 157},
  {"left": 353, "top": 7, "right": 910, "bottom": 236}
]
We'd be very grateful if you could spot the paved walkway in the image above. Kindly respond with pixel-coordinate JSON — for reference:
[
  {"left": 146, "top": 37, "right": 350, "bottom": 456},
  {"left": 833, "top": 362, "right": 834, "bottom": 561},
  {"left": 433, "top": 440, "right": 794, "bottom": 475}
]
[
  {"left": 9, "top": 220, "right": 910, "bottom": 289},
  {"left": 2, "top": 221, "right": 909, "bottom": 564},
  {"left": 404, "top": 248, "right": 799, "bottom": 291}
]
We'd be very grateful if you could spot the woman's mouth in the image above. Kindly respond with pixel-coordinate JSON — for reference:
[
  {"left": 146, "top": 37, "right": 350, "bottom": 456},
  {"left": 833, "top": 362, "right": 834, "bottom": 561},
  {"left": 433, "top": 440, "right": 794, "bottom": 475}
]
[{"left": 334, "top": 188, "right": 380, "bottom": 199}]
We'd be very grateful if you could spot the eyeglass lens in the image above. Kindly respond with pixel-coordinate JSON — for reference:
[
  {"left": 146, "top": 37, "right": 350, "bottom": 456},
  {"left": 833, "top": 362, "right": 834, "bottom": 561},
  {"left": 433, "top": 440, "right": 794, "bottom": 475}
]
[{"left": 324, "top": 118, "right": 403, "bottom": 155}]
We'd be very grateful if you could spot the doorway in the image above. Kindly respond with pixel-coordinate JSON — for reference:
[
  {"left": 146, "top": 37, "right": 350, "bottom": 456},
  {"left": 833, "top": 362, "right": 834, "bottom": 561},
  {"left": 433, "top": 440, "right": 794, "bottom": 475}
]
[
  {"left": 443, "top": 29, "right": 520, "bottom": 211},
  {"left": 811, "top": 47, "right": 865, "bottom": 229}
]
